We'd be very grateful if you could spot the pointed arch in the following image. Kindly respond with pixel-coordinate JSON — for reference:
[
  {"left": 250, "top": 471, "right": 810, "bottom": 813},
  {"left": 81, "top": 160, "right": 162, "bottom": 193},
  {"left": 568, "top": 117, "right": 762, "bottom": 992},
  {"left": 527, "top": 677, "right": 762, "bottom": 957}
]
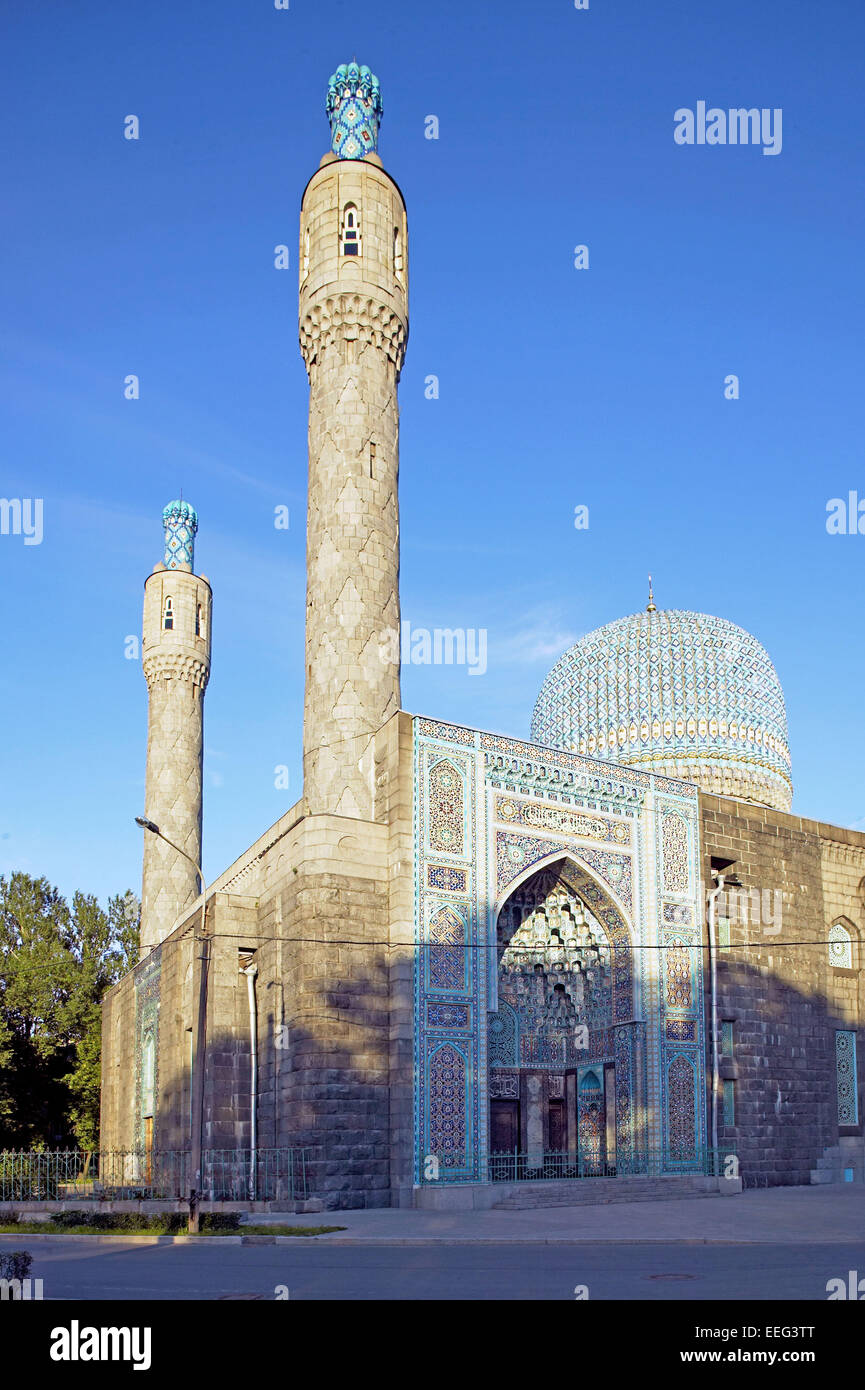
[
  {"left": 493, "top": 850, "right": 635, "bottom": 1028},
  {"left": 494, "top": 848, "right": 634, "bottom": 928}
]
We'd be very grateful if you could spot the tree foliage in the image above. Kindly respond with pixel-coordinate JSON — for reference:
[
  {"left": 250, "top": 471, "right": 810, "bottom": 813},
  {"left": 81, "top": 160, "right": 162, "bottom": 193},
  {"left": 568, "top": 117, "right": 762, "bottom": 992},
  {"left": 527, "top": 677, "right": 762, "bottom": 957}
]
[{"left": 0, "top": 873, "right": 139, "bottom": 1149}]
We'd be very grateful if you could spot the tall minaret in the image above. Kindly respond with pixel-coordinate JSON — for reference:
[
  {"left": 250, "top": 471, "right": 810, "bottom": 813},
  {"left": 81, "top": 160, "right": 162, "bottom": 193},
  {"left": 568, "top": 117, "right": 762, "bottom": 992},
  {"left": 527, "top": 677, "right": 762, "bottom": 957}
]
[
  {"left": 299, "top": 63, "right": 408, "bottom": 819},
  {"left": 140, "top": 501, "right": 212, "bottom": 954}
]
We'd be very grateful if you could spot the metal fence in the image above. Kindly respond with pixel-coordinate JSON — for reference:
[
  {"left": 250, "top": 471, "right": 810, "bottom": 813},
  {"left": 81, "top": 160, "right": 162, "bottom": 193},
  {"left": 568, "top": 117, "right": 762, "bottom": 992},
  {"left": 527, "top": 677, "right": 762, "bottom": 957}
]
[
  {"left": 0, "top": 1148, "right": 309, "bottom": 1203},
  {"left": 485, "top": 1147, "right": 737, "bottom": 1183}
]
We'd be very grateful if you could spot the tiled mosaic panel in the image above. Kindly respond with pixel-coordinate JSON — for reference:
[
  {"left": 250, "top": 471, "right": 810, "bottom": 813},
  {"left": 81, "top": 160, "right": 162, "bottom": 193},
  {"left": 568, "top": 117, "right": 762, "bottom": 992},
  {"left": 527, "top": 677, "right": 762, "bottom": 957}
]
[
  {"left": 327, "top": 62, "right": 383, "bottom": 159},
  {"left": 414, "top": 718, "right": 706, "bottom": 1183},
  {"left": 836, "top": 1030, "right": 858, "bottom": 1126},
  {"left": 162, "top": 500, "right": 198, "bottom": 570}
]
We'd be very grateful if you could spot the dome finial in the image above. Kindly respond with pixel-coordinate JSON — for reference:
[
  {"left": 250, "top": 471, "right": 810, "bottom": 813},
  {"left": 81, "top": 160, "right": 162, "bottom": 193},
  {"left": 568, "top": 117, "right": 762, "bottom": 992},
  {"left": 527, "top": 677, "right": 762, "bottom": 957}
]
[{"left": 646, "top": 574, "right": 657, "bottom": 613}]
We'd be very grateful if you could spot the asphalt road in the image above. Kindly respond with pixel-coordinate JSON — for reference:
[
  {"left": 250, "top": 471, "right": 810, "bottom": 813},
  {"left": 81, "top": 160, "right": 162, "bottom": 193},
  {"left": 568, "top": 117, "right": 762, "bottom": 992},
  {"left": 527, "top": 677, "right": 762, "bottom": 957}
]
[{"left": 6, "top": 1240, "right": 864, "bottom": 1300}]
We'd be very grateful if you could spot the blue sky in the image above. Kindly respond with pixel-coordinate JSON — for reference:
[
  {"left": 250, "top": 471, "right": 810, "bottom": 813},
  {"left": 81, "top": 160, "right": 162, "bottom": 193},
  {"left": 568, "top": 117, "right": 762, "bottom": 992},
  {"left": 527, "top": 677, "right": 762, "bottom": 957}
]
[{"left": 1, "top": 0, "right": 863, "bottom": 906}]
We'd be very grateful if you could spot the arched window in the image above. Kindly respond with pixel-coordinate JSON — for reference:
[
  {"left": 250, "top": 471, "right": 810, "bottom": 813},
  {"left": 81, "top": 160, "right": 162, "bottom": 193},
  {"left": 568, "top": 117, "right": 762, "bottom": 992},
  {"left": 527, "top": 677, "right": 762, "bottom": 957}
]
[
  {"left": 301, "top": 227, "right": 310, "bottom": 282},
  {"left": 393, "top": 225, "right": 404, "bottom": 280},
  {"left": 163, "top": 596, "right": 174, "bottom": 631},
  {"left": 829, "top": 921, "right": 853, "bottom": 970},
  {"left": 195, "top": 603, "right": 204, "bottom": 639},
  {"left": 341, "top": 203, "right": 360, "bottom": 256}
]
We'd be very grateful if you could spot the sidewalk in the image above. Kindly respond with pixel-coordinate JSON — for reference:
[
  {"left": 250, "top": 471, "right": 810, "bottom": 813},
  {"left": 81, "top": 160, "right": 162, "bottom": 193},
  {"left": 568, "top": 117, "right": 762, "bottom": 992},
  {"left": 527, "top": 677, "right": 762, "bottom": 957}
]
[
  {"left": 268, "top": 1184, "right": 865, "bottom": 1245},
  {"left": 1, "top": 1186, "right": 861, "bottom": 1246}
]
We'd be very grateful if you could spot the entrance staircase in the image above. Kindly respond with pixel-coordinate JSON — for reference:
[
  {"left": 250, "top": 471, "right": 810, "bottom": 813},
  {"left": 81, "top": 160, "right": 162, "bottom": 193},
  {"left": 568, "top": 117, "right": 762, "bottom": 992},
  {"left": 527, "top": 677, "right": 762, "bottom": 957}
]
[
  {"left": 810, "top": 1135, "right": 865, "bottom": 1185},
  {"left": 491, "top": 1175, "right": 720, "bottom": 1209}
]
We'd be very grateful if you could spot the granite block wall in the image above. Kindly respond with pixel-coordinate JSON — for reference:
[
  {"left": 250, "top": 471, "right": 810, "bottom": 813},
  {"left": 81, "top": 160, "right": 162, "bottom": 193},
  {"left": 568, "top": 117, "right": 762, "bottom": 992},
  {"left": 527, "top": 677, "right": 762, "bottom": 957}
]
[{"left": 700, "top": 794, "right": 864, "bottom": 1185}]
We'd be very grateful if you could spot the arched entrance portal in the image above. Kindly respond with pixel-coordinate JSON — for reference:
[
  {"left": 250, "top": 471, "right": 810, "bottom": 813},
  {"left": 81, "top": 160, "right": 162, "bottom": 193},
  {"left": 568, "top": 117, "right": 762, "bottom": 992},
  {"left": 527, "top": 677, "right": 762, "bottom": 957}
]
[{"left": 488, "top": 860, "right": 641, "bottom": 1178}]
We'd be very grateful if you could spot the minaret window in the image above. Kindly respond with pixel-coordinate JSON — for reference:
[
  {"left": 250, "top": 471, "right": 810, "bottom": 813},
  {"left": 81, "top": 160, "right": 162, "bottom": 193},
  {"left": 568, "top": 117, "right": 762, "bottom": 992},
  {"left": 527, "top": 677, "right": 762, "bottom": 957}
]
[
  {"left": 341, "top": 203, "right": 360, "bottom": 255},
  {"left": 163, "top": 597, "right": 174, "bottom": 631},
  {"left": 394, "top": 225, "right": 404, "bottom": 280},
  {"left": 195, "top": 603, "right": 205, "bottom": 639},
  {"left": 302, "top": 228, "right": 310, "bottom": 282}
]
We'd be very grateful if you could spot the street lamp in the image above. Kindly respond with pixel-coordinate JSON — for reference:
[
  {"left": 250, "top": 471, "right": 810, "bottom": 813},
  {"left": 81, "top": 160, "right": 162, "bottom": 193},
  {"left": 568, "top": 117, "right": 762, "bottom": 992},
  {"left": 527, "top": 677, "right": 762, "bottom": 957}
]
[{"left": 135, "top": 815, "right": 209, "bottom": 1233}]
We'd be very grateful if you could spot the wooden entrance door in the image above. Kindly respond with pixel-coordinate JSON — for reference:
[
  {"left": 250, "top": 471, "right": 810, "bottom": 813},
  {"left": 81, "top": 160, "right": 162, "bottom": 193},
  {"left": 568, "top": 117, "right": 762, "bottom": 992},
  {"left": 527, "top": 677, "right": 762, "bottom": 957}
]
[
  {"left": 548, "top": 1099, "right": 566, "bottom": 1153},
  {"left": 490, "top": 1099, "right": 519, "bottom": 1153}
]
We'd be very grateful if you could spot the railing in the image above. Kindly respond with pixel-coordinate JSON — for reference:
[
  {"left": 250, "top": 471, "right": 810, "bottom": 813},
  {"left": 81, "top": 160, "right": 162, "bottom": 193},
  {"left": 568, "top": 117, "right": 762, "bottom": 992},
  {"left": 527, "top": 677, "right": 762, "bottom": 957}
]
[
  {"left": 488, "top": 1151, "right": 637, "bottom": 1182},
  {"left": 0, "top": 1149, "right": 310, "bottom": 1203},
  {"left": 202, "top": 1149, "right": 309, "bottom": 1203},
  {"left": 485, "top": 1147, "right": 737, "bottom": 1183}
]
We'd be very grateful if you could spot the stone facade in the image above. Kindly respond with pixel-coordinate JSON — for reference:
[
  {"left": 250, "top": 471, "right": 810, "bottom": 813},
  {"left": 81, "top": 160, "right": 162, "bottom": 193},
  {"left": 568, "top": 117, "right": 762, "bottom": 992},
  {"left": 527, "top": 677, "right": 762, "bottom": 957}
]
[
  {"left": 701, "top": 796, "right": 864, "bottom": 1185},
  {"left": 102, "top": 724, "right": 864, "bottom": 1208},
  {"left": 102, "top": 711, "right": 416, "bottom": 1208}
]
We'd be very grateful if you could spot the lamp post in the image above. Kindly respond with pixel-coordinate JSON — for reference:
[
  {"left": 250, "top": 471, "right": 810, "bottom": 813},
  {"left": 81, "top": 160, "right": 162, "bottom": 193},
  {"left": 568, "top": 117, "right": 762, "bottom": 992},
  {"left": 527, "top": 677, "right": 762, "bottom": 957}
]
[{"left": 135, "top": 816, "right": 209, "bottom": 1233}]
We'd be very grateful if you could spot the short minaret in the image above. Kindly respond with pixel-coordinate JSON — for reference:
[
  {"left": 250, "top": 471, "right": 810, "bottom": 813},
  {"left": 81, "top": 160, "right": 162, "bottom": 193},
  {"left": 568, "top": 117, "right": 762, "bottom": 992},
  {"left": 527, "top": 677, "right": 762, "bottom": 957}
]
[
  {"left": 299, "top": 62, "right": 408, "bottom": 819},
  {"left": 140, "top": 501, "right": 212, "bottom": 953}
]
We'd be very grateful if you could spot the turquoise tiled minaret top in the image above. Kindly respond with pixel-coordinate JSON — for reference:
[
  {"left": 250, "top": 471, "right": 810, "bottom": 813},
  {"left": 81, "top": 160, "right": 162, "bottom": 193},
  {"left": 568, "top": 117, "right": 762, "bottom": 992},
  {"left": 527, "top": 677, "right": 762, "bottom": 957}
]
[
  {"left": 326, "top": 62, "right": 383, "bottom": 159},
  {"left": 162, "top": 499, "right": 198, "bottom": 571}
]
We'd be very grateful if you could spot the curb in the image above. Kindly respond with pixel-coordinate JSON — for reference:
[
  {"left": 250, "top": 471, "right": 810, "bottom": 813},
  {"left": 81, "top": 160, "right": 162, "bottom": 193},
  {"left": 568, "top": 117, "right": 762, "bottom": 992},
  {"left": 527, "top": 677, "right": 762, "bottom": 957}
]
[{"left": 1, "top": 1232, "right": 862, "bottom": 1247}]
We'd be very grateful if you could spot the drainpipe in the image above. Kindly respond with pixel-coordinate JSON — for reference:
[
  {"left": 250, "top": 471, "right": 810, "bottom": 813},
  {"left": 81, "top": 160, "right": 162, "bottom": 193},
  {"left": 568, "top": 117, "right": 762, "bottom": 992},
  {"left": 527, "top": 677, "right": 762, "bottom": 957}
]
[
  {"left": 707, "top": 873, "right": 725, "bottom": 1177},
  {"left": 240, "top": 961, "right": 259, "bottom": 1202}
]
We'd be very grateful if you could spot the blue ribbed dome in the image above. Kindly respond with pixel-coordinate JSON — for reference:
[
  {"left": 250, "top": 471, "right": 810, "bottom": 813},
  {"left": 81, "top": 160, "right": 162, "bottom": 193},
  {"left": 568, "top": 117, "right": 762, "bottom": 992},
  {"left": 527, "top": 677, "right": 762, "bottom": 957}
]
[{"left": 531, "top": 609, "right": 792, "bottom": 811}]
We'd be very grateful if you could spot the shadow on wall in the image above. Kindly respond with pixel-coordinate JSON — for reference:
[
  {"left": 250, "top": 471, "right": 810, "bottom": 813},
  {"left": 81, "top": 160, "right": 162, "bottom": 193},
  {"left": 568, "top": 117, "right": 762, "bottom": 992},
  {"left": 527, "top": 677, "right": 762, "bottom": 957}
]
[
  {"left": 140, "top": 946, "right": 393, "bottom": 1212},
  {"left": 126, "top": 954, "right": 862, "bottom": 1207},
  {"left": 705, "top": 955, "right": 862, "bottom": 1187}
]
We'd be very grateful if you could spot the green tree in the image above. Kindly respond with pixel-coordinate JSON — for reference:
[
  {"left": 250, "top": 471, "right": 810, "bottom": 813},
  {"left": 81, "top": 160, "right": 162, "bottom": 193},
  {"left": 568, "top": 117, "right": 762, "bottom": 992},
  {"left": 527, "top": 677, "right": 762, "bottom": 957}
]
[
  {"left": 63, "top": 890, "right": 140, "bottom": 1147},
  {"left": 0, "top": 873, "right": 139, "bottom": 1148}
]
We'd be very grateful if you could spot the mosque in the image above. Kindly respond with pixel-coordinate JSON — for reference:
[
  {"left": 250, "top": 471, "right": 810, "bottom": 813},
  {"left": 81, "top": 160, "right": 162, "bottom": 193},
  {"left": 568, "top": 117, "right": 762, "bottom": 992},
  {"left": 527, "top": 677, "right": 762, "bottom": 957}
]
[{"left": 101, "top": 64, "right": 863, "bottom": 1209}]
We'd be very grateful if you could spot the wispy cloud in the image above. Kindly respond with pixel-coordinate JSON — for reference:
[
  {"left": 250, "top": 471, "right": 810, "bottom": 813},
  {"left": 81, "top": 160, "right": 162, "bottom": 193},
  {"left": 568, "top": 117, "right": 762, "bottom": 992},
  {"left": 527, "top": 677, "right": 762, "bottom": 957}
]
[{"left": 489, "top": 606, "right": 581, "bottom": 668}]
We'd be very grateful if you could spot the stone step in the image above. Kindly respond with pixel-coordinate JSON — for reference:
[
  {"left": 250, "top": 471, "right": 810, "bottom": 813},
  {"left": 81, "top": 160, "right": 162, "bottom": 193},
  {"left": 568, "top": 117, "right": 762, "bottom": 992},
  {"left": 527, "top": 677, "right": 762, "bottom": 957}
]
[
  {"left": 810, "top": 1166, "right": 864, "bottom": 1185},
  {"left": 810, "top": 1168, "right": 837, "bottom": 1185},
  {"left": 492, "top": 1176, "right": 715, "bottom": 1210},
  {"left": 810, "top": 1136, "right": 865, "bottom": 1185}
]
